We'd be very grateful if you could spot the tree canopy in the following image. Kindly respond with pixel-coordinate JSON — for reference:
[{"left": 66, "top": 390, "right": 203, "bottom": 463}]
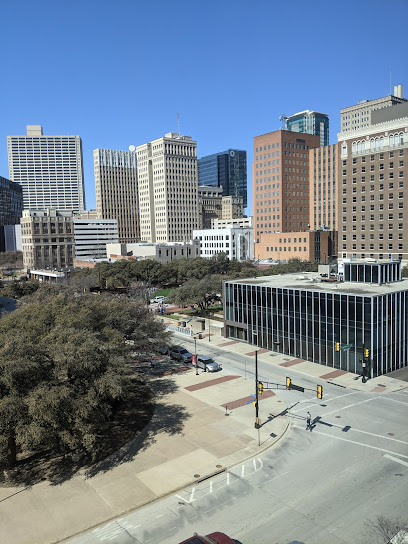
[{"left": 0, "top": 292, "right": 168, "bottom": 468}]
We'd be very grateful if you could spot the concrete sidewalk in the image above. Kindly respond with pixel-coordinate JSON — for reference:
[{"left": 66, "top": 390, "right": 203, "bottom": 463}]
[
  {"left": 0, "top": 366, "right": 288, "bottom": 544},
  {"left": 174, "top": 316, "right": 408, "bottom": 394}
]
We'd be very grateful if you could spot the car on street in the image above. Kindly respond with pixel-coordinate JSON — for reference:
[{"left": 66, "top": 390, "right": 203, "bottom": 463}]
[
  {"left": 197, "top": 355, "right": 220, "bottom": 372},
  {"left": 170, "top": 345, "right": 193, "bottom": 363},
  {"left": 150, "top": 295, "right": 166, "bottom": 304},
  {"left": 179, "top": 531, "right": 241, "bottom": 544}
]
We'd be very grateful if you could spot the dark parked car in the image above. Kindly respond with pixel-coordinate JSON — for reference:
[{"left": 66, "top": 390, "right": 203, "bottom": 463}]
[{"left": 179, "top": 531, "right": 242, "bottom": 544}]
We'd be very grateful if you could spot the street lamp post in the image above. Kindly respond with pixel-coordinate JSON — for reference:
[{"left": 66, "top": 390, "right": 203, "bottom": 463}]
[
  {"left": 208, "top": 317, "right": 211, "bottom": 342},
  {"left": 194, "top": 336, "right": 198, "bottom": 375}
]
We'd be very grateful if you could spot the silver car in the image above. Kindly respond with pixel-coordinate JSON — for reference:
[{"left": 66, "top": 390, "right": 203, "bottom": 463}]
[
  {"left": 170, "top": 346, "right": 193, "bottom": 363},
  {"left": 197, "top": 355, "right": 220, "bottom": 372}
]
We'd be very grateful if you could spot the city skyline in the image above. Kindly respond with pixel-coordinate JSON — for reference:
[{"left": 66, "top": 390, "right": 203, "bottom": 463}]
[{"left": 1, "top": 0, "right": 407, "bottom": 214}]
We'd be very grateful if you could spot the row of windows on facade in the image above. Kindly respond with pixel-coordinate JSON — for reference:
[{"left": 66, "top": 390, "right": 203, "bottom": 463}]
[
  {"left": 343, "top": 233, "right": 403, "bottom": 240},
  {"left": 343, "top": 150, "right": 404, "bottom": 166},
  {"left": 343, "top": 253, "right": 404, "bottom": 260},
  {"left": 256, "top": 152, "right": 280, "bottom": 160},
  {"left": 342, "top": 216, "right": 403, "bottom": 224},
  {"left": 255, "top": 143, "right": 280, "bottom": 152},
  {"left": 343, "top": 161, "right": 404, "bottom": 175},
  {"left": 344, "top": 244, "right": 404, "bottom": 251},
  {"left": 256, "top": 176, "right": 281, "bottom": 183},
  {"left": 343, "top": 182, "right": 404, "bottom": 195},
  {"left": 265, "top": 246, "right": 307, "bottom": 252},
  {"left": 343, "top": 133, "right": 405, "bottom": 155}
]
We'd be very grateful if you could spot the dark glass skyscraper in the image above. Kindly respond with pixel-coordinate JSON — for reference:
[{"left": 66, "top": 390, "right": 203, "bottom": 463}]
[
  {"left": 0, "top": 176, "right": 23, "bottom": 252},
  {"left": 198, "top": 149, "right": 247, "bottom": 207}
]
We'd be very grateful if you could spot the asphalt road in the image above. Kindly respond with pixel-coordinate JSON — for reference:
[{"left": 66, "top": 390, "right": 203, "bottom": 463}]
[{"left": 68, "top": 341, "right": 408, "bottom": 544}]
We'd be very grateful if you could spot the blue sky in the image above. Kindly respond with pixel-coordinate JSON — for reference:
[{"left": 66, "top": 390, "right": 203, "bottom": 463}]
[{"left": 1, "top": 0, "right": 407, "bottom": 213}]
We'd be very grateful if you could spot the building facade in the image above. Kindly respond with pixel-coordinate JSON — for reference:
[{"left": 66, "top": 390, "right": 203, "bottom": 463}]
[
  {"left": 253, "top": 129, "right": 320, "bottom": 260},
  {"left": 20, "top": 209, "right": 74, "bottom": 270},
  {"left": 198, "top": 186, "right": 223, "bottom": 228},
  {"left": 193, "top": 226, "right": 253, "bottom": 261},
  {"left": 7, "top": 125, "right": 85, "bottom": 213},
  {"left": 340, "top": 85, "right": 407, "bottom": 133},
  {"left": 93, "top": 149, "right": 140, "bottom": 243},
  {"left": 211, "top": 216, "right": 252, "bottom": 229},
  {"left": 73, "top": 218, "right": 118, "bottom": 260},
  {"left": 309, "top": 143, "right": 339, "bottom": 232},
  {"left": 337, "top": 103, "right": 408, "bottom": 265},
  {"left": 198, "top": 149, "right": 247, "bottom": 207},
  {"left": 0, "top": 176, "right": 23, "bottom": 252},
  {"left": 106, "top": 240, "right": 200, "bottom": 265},
  {"left": 286, "top": 110, "right": 329, "bottom": 147},
  {"left": 224, "top": 261, "right": 408, "bottom": 377},
  {"left": 136, "top": 133, "right": 199, "bottom": 243}
]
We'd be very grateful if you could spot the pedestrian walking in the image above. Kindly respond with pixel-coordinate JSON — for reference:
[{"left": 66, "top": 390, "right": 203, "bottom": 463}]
[
  {"left": 150, "top": 359, "right": 155, "bottom": 369},
  {"left": 306, "top": 411, "right": 312, "bottom": 430}
]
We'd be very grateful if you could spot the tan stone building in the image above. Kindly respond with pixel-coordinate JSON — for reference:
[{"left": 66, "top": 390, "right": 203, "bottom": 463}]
[
  {"left": 253, "top": 129, "right": 320, "bottom": 260},
  {"left": 21, "top": 209, "right": 74, "bottom": 270},
  {"left": 136, "top": 133, "right": 199, "bottom": 243},
  {"left": 94, "top": 149, "right": 140, "bottom": 243},
  {"left": 337, "top": 101, "right": 408, "bottom": 265},
  {"left": 222, "top": 195, "right": 243, "bottom": 220}
]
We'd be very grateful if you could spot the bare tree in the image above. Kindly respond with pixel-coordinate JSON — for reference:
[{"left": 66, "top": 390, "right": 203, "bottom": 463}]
[{"left": 364, "top": 515, "right": 408, "bottom": 543}]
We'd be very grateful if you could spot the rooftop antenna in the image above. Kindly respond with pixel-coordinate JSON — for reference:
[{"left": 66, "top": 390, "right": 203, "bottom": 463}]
[
  {"left": 389, "top": 66, "right": 392, "bottom": 95},
  {"left": 177, "top": 112, "right": 181, "bottom": 138},
  {"left": 279, "top": 114, "right": 287, "bottom": 129}
]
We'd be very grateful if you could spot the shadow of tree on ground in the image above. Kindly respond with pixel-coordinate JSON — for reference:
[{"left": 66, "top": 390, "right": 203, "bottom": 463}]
[{"left": 0, "top": 371, "right": 190, "bottom": 487}]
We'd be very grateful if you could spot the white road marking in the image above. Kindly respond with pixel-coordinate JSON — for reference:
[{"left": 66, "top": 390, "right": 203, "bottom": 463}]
[
  {"left": 291, "top": 391, "right": 359, "bottom": 413},
  {"left": 294, "top": 425, "right": 408, "bottom": 459},
  {"left": 321, "top": 397, "right": 375, "bottom": 416},
  {"left": 379, "top": 396, "right": 408, "bottom": 406},
  {"left": 256, "top": 472, "right": 288, "bottom": 488},
  {"left": 253, "top": 457, "right": 263, "bottom": 471},
  {"left": 210, "top": 481, "right": 213, "bottom": 493},
  {"left": 156, "top": 514, "right": 165, "bottom": 518},
  {"left": 311, "top": 421, "right": 408, "bottom": 447},
  {"left": 175, "top": 487, "right": 196, "bottom": 504},
  {"left": 384, "top": 454, "right": 408, "bottom": 468},
  {"left": 241, "top": 464, "right": 245, "bottom": 478}
]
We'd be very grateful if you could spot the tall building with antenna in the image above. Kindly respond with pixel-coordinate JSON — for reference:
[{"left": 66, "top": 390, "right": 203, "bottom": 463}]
[
  {"left": 136, "top": 133, "right": 199, "bottom": 243},
  {"left": 198, "top": 149, "right": 247, "bottom": 207}
]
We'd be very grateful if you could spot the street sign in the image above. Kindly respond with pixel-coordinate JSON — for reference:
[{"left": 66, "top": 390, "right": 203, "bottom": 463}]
[{"left": 340, "top": 344, "right": 353, "bottom": 350}]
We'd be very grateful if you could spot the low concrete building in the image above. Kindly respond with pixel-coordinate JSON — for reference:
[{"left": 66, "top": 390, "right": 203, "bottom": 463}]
[
  {"left": 106, "top": 240, "right": 201, "bottom": 265},
  {"left": 194, "top": 226, "right": 254, "bottom": 261}
]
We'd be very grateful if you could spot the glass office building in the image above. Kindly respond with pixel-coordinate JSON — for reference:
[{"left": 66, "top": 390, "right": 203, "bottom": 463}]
[
  {"left": 286, "top": 110, "right": 329, "bottom": 147},
  {"left": 0, "top": 176, "right": 23, "bottom": 252},
  {"left": 224, "top": 261, "right": 408, "bottom": 377},
  {"left": 198, "top": 149, "right": 247, "bottom": 207}
]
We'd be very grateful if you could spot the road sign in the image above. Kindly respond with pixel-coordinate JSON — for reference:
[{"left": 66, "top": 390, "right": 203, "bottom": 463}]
[{"left": 340, "top": 344, "right": 353, "bottom": 350}]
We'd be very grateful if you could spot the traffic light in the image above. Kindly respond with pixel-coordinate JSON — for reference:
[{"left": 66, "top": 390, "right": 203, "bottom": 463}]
[
  {"left": 336, "top": 342, "right": 340, "bottom": 351},
  {"left": 258, "top": 381, "right": 264, "bottom": 395},
  {"left": 286, "top": 377, "right": 292, "bottom": 390},
  {"left": 317, "top": 385, "right": 323, "bottom": 399},
  {"left": 365, "top": 348, "right": 370, "bottom": 358}
]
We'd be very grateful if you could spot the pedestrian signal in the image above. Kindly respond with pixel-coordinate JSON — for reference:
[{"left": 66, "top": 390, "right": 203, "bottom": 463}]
[
  {"left": 336, "top": 342, "right": 340, "bottom": 351},
  {"left": 286, "top": 377, "right": 292, "bottom": 390},
  {"left": 258, "top": 381, "right": 264, "bottom": 395},
  {"left": 317, "top": 385, "right": 323, "bottom": 399},
  {"left": 365, "top": 348, "right": 370, "bottom": 358}
]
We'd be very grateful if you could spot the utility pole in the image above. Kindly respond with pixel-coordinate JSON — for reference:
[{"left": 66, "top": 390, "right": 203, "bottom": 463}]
[{"left": 255, "top": 350, "right": 260, "bottom": 446}]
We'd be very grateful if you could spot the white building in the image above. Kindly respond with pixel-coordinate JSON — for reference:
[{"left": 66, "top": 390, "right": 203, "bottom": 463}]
[
  {"left": 73, "top": 218, "right": 118, "bottom": 260},
  {"left": 106, "top": 240, "right": 200, "bottom": 265},
  {"left": 193, "top": 226, "right": 254, "bottom": 261},
  {"left": 136, "top": 133, "right": 199, "bottom": 243},
  {"left": 7, "top": 125, "right": 85, "bottom": 213}
]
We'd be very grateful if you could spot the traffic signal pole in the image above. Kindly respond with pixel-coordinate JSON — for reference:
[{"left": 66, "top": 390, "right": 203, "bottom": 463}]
[{"left": 255, "top": 351, "right": 260, "bottom": 446}]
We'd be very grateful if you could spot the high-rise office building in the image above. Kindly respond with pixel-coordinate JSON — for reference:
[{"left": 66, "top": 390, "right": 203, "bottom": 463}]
[
  {"left": 0, "top": 176, "right": 23, "bottom": 252},
  {"left": 136, "top": 133, "right": 199, "bottom": 243},
  {"left": 286, "top": 110, "right": 329, "bottom": 147},
  {"left": 338, "top": 96, "right": 408, "bottom": 265},
  {"left": 198, "top": 149, "right": 247, "bottom": 207},
  {"left": 7, "top": 125, "right": 85, "bottom": 213},
  {"left": 309, "top": 144, "right": 339, "bottom": 232},
  {"left": 340, "top": 85, "right": 407, "bottom": 133},
  {"left": 93, "top": 149, "right": 140, "bottom": 243}
]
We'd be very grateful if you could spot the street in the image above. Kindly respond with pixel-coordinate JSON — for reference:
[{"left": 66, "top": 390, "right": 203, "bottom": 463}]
[{"left": 67, "top": 339, "right": 408, "bottom": 544}]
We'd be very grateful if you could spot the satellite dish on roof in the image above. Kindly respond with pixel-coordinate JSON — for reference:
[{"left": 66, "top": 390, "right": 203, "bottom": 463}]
[{"left": 129, "top": 145, "right": 136, "bottom": 152}]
